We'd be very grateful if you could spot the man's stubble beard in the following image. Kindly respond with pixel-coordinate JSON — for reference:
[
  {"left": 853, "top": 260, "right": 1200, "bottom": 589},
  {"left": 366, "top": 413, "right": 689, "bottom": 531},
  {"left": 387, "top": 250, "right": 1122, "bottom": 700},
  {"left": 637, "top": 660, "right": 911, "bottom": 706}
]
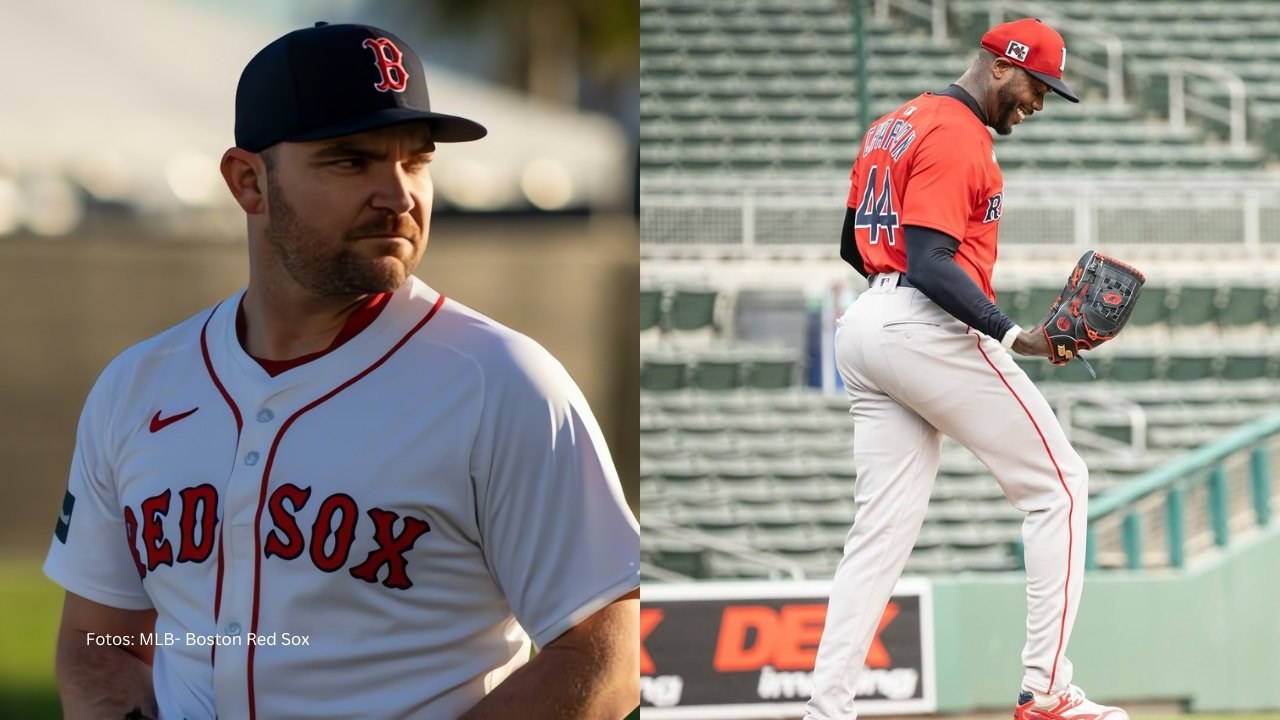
[
  {"left": 992, "top": 80, "right": 1020, "bottom": 136},
  {"left": 264, "top": 173, "right": 421, "bottom": 297}
]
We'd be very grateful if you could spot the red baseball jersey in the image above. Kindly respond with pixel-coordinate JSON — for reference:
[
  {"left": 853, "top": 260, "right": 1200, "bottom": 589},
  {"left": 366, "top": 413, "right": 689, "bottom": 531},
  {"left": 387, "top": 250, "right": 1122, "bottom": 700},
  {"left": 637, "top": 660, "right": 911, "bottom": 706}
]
[{"left": 846, "top": 92, "right": 1005, "bottom": 300}]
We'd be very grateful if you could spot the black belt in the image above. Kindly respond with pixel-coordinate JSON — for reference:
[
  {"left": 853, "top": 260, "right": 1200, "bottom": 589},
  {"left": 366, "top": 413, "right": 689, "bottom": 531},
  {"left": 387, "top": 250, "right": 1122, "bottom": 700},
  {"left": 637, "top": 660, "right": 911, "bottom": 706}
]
[{"left": 867, "top": 272, "right": 914, "bottom": 289}]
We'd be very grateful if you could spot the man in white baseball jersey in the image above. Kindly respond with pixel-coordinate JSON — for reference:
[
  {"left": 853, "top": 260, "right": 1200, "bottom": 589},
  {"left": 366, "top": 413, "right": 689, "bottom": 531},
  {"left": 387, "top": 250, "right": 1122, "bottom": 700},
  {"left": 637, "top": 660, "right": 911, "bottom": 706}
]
[
  {"left": 45, "top": 22, "right": 639, "bottom": 720},
  {"left": 805, "top": 19, "right": 1126, "bottom": 720}
]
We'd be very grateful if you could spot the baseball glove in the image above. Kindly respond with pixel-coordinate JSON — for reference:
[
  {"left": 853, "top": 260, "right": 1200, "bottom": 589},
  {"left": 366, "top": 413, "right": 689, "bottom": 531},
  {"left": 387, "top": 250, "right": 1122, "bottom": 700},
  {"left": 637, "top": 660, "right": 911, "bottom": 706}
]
[{"left": 1040, "top": 250, "right": 1145, "bottom": 370}]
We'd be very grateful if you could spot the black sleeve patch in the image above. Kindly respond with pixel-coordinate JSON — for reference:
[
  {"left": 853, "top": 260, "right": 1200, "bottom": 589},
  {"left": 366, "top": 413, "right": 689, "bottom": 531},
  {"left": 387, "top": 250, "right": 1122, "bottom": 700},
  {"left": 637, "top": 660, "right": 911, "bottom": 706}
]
[{"left": 54, "top": 490, "right": 76, "bottom": 544}]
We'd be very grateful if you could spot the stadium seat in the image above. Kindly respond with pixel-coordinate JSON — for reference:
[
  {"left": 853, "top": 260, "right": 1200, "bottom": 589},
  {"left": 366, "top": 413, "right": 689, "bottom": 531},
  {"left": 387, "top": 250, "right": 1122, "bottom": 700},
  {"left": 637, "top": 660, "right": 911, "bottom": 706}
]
[
  {"left": 1045, "top": 357, "right": 1104, "bottom": 383},
  {"left": 904, "top": 547, "right": 955, "bottom": 574},
  {"left": 768, "top": 459, "right": 835, "bottom": 495},
  {"left": 693, "top": 516, "right": 754, "bottom": 544},
  {"left": 641, "top": 433, "right": 682, "bottom": 460},
  {"left": 1168, "top": 285, "right": 1220, "bottom": 326},
  {"left": 655, "top": 459, "right": 715, "bottom": 499},
  {"left": 1020, "top": 284, "right": 1062, "bottom": 328},
  {"left": 689, "top": 355, "right": 742, "bottom": 390},
  {"left": 715, "top": 460, "right": 774, "bottom": 500},
  {"left": 748, "top": 434, "right": 801, "bottom": 459},
  {"left": 644, "top": 0, "right": 1278, "bottom": 177},
  {"left": 1221, "top": 353, "right": 1272, "bottom": 380},
  {"left": 725, "top": 412, "right": 789, "bottom": 437},
  {"left": 745, "top": 352, "right": 799, "bottom": 389},
  {"left": 950, "top": 545, "right": 1019, "bottom": 572},
  {"left": 1165, "top": 351, "right": 1217, "bottom": 382},
  {"left": 745, "top": 503, "right": 805, "bottom": 537},
  {"left": 705, "top": 554, "right": 771, "bottom": 580},
  {"left": 1107, "top": 352, "right": 1161, "bottom": 382},
  {"left": 653, "top": 391, "right": 701, "bottom": 415},
  {"left": 790, "top": 430, "right": 856, "bottom": 461},
  {"left": 690, "top": 435, "right": 746, "bottom": 463},
  {"left": 674, "top": 412, "right": 729, "bottom": 439},
  {"left": 805, "top": 495, "right": 856, "bottom": 524},
  {"left": 945, "top": 524, "right": 1018, "bottom": 549},
  {"left": 649, "top": 545, "right": 711, "bottom": 579},
  {"left": 813, "top": 518, "right": 852, "bottom": 548},
  {"left": 818, "top": 459, "right": 858, "bottom": 485},
  {"left": 640, "top": 287, "right": 665, "bottom": 332},
  {"left": 641, "top": 356, "right": 689, "bottom": 391},
  {"left": 668, "top": 287, "right": 718, "bottom": 331},
  {"left": 1128, "top": 286, "right": 1171, "bottom": 326},
  {"left": 1219, "top": 285, "right": 1272, "bottom": 326}
]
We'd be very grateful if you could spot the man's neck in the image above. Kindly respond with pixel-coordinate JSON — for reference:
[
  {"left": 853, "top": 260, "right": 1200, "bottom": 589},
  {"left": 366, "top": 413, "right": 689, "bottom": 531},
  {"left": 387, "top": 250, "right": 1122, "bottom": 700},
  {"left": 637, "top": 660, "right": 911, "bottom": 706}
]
[
  {"left": 952, "top": 73, "right": 991, "bottom": 126},
  {"left": 241, "top": 282, "right": 373, "bottom": 361}
]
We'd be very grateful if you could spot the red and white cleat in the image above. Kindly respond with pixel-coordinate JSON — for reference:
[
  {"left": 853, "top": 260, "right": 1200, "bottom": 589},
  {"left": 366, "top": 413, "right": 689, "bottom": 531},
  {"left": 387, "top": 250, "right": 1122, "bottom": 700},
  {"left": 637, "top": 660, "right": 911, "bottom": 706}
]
[{"left": 1015, "top": 686, "right": 1129, "bottom": 720}]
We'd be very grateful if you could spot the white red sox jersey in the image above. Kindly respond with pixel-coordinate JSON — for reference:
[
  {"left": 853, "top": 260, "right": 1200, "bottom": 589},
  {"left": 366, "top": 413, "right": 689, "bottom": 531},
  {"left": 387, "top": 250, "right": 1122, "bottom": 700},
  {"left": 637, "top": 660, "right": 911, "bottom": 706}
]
[{"left": 44, "top": 276, "right": 640, "bottom": 719}]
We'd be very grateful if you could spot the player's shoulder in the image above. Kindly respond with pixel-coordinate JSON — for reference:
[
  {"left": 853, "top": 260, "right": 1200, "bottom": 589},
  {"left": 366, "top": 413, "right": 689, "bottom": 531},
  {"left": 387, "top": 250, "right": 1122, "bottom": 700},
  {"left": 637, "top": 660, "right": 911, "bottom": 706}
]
[
  {"left": 913, "top": 93, "right": 986, "bottom": 132},
  {"left": 868, "top": 92, "right": 986, "bottom": 149},
  {"left": 431, "top": 296, "right": 565, "bottom": 375},
  {"left": 406, "top": 281, "right": 576, "bottom": 396},
  {"left": 92, "top": 298, "right": 225, "bottom": 394},
  {"left": 906, "top": 94, "right": 992, "bottom": 160}
]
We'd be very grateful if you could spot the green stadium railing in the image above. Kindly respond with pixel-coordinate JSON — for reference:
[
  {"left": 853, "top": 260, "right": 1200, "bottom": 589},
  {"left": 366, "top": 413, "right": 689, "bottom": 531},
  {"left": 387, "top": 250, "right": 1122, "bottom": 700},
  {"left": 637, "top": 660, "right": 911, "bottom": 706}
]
[{"left": 1086, "top": 410, "right": 1280, "bottom": 570}]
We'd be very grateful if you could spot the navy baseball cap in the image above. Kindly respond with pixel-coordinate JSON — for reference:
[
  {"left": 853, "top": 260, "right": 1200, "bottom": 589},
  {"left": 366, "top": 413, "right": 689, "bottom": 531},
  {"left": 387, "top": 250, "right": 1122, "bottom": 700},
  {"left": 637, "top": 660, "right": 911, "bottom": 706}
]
[{"left": 234, "top": 22, "right": 487, "bottom": 152}]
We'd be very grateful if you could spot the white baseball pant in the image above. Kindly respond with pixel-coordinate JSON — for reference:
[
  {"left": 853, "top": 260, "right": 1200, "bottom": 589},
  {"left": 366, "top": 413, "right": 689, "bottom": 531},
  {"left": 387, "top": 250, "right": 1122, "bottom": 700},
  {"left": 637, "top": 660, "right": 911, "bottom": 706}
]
[{"left": 804, "top": 273, "right": 1089, "bottom": 720}]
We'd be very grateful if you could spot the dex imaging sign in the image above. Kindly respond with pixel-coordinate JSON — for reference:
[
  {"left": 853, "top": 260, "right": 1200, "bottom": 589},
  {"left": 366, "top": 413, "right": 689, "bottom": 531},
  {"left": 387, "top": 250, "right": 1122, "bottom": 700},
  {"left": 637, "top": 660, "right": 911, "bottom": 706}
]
[{"left": 641, "top": 579, "right": 936, "bottom": 719}]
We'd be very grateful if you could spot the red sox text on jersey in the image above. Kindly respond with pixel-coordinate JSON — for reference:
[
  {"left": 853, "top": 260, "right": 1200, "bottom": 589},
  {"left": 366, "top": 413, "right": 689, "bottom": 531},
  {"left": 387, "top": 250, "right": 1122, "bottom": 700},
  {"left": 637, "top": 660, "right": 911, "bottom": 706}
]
[{"left": 122, "top": 485, "right": 431, "bottom": 589}]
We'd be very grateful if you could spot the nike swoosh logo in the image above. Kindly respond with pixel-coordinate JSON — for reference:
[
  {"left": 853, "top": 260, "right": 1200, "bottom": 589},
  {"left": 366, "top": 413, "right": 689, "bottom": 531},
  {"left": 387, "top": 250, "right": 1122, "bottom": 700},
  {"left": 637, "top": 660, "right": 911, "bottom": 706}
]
[{"left": 150, "top": 407, "right": 199, "bottom": 433}]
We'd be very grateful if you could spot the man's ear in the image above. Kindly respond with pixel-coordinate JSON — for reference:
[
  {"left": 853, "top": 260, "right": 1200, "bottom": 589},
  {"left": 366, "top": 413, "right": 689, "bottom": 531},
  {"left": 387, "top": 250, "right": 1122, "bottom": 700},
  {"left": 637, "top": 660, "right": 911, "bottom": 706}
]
[
  {"left": 220, "top": 147, "right": 268, "bottom": 215},
  {"left": 991, "top": 57, "right": 1014, "bottom": 82}
]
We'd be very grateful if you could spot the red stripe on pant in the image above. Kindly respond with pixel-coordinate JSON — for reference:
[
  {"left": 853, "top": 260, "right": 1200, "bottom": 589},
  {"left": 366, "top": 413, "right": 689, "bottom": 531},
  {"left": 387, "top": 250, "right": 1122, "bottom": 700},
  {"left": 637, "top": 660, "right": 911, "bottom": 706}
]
[{"left": 971, "top": 331, "right": 1076, "bottom": 693}]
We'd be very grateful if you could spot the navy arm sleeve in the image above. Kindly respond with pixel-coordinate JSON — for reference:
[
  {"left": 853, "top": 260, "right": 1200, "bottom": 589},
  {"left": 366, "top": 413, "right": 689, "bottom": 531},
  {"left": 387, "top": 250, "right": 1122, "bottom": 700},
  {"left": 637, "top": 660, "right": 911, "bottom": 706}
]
[
  {"left": 903, "top": 225, "right": 1016, "bottom": 340},
  {"left": 840, "top": 207, "right": 869, "bottom": 278}
]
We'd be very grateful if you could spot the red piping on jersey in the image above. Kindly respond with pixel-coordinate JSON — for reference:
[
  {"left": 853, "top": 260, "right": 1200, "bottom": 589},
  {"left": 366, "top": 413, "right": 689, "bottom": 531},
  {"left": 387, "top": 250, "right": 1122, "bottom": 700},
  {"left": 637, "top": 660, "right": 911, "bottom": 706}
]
[
  {"left": 201, "top": 304, "right": 244, "bottom": 668},
  {"left": 970, "top": 330, "right": 1075, "bottom": 693},
  {"left": 245, "top": 293, "right": 447, "bottom": 720}
]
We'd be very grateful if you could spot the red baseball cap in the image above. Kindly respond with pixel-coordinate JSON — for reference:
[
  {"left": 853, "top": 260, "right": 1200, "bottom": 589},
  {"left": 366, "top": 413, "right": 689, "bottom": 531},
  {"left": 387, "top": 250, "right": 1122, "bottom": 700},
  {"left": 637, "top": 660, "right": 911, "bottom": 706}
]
[{"left": 980, "top": 18, "right": 1079, "bottom": 103}]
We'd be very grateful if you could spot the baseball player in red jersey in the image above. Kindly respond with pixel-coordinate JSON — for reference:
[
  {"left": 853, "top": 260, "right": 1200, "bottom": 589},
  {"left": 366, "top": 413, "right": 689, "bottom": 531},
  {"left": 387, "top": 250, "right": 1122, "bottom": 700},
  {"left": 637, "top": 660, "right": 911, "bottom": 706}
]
[
  {"left": 44, "top": 22, "right": 639, "bottom": 720},
  {"left": 804, "top": 19, "right": 1127, "bottom": 720}
]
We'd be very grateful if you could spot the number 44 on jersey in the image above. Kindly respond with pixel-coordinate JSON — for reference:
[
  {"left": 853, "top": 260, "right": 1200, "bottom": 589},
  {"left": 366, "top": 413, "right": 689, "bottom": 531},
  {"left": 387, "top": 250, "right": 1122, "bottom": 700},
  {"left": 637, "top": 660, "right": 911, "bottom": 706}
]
[{"left": 854, "top": 166, "right": 899, "bottom": 246}]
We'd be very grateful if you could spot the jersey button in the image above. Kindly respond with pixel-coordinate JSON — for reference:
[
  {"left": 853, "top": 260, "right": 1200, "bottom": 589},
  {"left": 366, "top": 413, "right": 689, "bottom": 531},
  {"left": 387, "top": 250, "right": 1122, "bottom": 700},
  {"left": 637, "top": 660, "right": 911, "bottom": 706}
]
[
  {"left": 245, "top": 451, "right": 260, "bottom": 466},
  {"left": 257, "top": 409, "right": 274, "bottom": 423},
  {"left": 227, "top": 622, "right": 242, "bottom": 635}
]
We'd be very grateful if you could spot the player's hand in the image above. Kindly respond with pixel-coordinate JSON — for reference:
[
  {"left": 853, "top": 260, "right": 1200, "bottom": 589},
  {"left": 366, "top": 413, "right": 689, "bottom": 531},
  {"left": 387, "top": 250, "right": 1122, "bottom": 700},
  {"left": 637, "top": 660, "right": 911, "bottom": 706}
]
[{"left": 1011, "top": 327, "right": 1052, "bottom": 359}]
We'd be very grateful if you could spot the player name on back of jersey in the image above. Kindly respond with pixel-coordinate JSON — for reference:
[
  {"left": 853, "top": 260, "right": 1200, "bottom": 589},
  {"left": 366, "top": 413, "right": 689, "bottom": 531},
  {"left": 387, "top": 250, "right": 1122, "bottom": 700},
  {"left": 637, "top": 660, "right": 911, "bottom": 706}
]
[
  {"left": 861, "top": 110, "right": 918, "bottom": 162},
  {"left": 85, "top": 631, "right": 310, "bottom": 647}
]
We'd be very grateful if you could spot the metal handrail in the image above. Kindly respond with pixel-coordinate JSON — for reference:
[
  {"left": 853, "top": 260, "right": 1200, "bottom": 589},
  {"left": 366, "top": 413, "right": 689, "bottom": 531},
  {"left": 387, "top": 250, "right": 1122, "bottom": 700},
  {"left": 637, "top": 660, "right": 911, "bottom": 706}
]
[
  {"left": 1086, "top": 410, "right": 1280, "bottom": 570},
  {"left": 991, "top": 1, "right": 1125, "bottom": 108},
  {"left": 640, "top": 176, "right": 1280, "bottom": 260},
  {"left": 1057, "top": 393, "right": 1148, "bottom": 456},
  {"left": 1168, "top": 59, "right": 1248, "bottom": 151},
  {"left": 1089, "top": 411, "right": 1280, "bottom": 520},
  {"left": 875, "top": 0, "right": 948, "bottom": 42},
  {"left": 645, "top": 515, "right": 807, "bottom": 581}
]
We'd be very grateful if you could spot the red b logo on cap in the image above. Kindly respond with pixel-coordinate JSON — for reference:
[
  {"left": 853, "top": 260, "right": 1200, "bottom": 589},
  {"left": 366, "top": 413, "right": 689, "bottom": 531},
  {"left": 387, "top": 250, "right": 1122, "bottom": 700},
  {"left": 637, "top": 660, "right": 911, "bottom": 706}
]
[{"left": 362, "top": 38, "right": 409, "bottom": 93}]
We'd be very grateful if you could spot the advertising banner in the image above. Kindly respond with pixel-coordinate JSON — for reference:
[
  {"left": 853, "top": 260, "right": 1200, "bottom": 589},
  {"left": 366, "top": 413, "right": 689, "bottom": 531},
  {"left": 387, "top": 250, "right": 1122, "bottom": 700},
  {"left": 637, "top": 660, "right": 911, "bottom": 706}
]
[{"left": 641, "top": 579, "right": 935, "bottom": 719}]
